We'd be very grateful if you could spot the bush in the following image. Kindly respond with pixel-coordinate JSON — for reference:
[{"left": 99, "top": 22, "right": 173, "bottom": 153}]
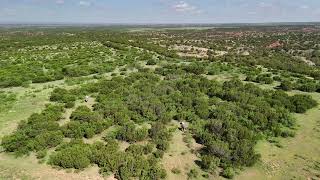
[
  {"left": 146, "top": 59, "right": 157, "bottom": 65},
  {"left": 116, "top": 123, "right": 148, "bottom": 142},
  {"left": 280, "top": 129, "right": 295, "bottom": 137},
  {"left": 183, "top": 63, "right": 206, "bottom": 75},
  {"left": 245, "top": 75, "right": 255, "bottom": 82},
  {"left": 279, "top": 81, "right": 293, "bottom": 91},
  {"left": 290, "top": 94, "right": 318, "bottom": 113},
  {"left": 200, "top": 155, "right": 220, "bottom": 172},
  {"left": 298, "top": 83, "right": 318, "bottom": 92},
  {"left": 221, "top": 167, "right": 234, "bottom": 179},
  {"left": 171, "top": 167, "right": 181, "bottom": 174},
  {"left": 187, "top": 168, "right": 199, "bottom": 179},
  {"left": 49, "top": 142, "right": 92, "bottom": 169},
  {"left": 33, "top": 131, "right": 64, "bottom": 150},
  {"left": 65, "top": 101, "right": 75, "bottom": 108},
  {"left": 1, "top": 104, "right": 64, "bottom": 155},
  {"left": 155, "top": 140, "right": 169, "bottom": 151},
  {"left": 153, "top": 150, "right": 164, "bottom": 158},
  {"left": 50, "top": 88, "right": 76, "bottom": 104},
  {"left": 70, "top": 106, "right": 102, "bottom": 122},
  {"left": 36, "top": 149, "right": 47, "bottom": 159},
  {"left": 125, "top": 144, "right": 145, "bottom": 156},
  {"left": 264, "top": 77, "right": 274, "bottom": 84},
  {"left": 143, "top": 143, "right": 154, "bottom": 154}
]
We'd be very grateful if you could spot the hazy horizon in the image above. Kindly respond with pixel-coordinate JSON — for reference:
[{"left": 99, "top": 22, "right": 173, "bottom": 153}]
[{"left": 1, "top": 0, "right": 319, "bottom": 24}]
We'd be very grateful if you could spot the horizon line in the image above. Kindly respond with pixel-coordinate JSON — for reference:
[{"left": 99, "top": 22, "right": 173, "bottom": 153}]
[{"left": 0, "top": 21, "right": 320, "bottom": 26}]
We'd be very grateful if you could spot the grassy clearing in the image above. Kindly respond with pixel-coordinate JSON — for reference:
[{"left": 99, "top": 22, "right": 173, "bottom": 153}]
[
  {"left": 162, "top": 121, "right": 209, "bottom": 180},
  {"left": 237, "top": 92, "right": 320, "bottom": 180},
  {"left": 0, "top": 153, "right": 104, "bottom": 180},
  {"left": 0, "top": 80, "right": 65, "bottom": 138},
  {"left": 0, "top": 86, "right": 105, "bottom": 180}
]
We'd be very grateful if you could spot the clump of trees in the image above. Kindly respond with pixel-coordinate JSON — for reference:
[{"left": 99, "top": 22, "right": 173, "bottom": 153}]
[
  {"left": 50, "top": 88, "right": 76, "bottom": 108},
  {"left": 0, "top": 91, "right": 17, "bottom": 112},
  {"left": 115, "top": 122, "right": 148, "bottom": 143},
  {"left": 245, "top": 73, "right": 274, "bottom": 84},
  {"left": 62, "top": 106, "right": 111, "bottom": 138},
  {"left": 77, "top": 72, "right": 317, "bottom": 175},
  {"left": 49, "top": 140, "right": 167, "bottom": 179},
  {"left": 1, "top": 104, "right": 64, "bottom": 155},
  {"left": 49, "top": 140, "right": 92, "bottom": 169},
  {"left": 279, "top": 80, "right": 294, "bottom": 91}
]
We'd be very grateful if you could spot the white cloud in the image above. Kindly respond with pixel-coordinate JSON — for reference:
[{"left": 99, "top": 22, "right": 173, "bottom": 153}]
[
  {"left": 79, "top": 1, "right": 91, "bottom": 6},
  {"left": 55, "top": 0, "right": 64, "bottom": 4},
  {"left": 172, "top": 1, "right": 201, "bottom": 13},
  {"left": 300, "top": 5, "right": 309, "bottom": 9},
  {"left": 247, "top": 11, "right": 257, "bottom": 15},
  {"left": 258, "top": 2, "right": 272, "bottom": 8}
]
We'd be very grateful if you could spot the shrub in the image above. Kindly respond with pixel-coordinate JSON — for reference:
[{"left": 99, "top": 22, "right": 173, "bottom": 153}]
[
  {"left": 153, "top": 150, "right": 164, "bottom": 158},
  {"left": 70, "top": 106, "right": 100, "bottom": 122},
  {"left": 187, "top": 168, "right": 199, "bottom": 179},
  {"left": 1, "top": 104, "right": 64, "bottom": 155},
  {"left": 65, "top": 101, "right": 75, "bottom": 108},
  {"left": 146, "top": 59, "right": 157, "bottom": 65},
  {"left": 36, "top": 149, "right": 47, "bottom": 159},
  {"left": 279, "top": 81, "right": 293, "bottom": 91},
  {"left": 50, "top": 88, "right": 76, "bottom": 104},
  {"left": 200, "top": 155, "right": 220, "bottom": 172},
  {"left": 125, "top": 144, "right": 145, "bottom": 156},
  {"left": 280, "top": 129, "right": 295, "bottom": 137},
  {"left": 116, "top": 123, "right": 148, "bottom": 143},
  {"left": 33, "top": 131, "right": 64, "bottom": 150},
  {"left": 290, "top": 94, "right": 318, "bottom": 113},
  {"left": 143, "top": 143, "right": 154, "bottom": 154},
  {"left": 49, "top": 142, "right": 92, "bottom": 169},
  {"left": 245, "top": 75, "right": 255, "bottom": 82},
  {"left": 298, "top": 83, "right": 318, "bottom": 92},
  {"left": 221, "top": 167, "right": 234, "bottom": 179},
  {"left": 171, "top": 167, "right": 181, "bottom": 174}
]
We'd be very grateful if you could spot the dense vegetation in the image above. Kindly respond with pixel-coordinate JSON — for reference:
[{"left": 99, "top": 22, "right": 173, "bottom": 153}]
[
  {"left": 0, "top": 91, "right": 16, "bottom": 112},
  {"left": 1, "top": 25, "right": 320, "bottom": 179}
]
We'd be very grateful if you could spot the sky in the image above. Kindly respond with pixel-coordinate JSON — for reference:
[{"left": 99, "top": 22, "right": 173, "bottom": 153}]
[{"left": 0, "top": 0, "right": 319, "bottom": 24}]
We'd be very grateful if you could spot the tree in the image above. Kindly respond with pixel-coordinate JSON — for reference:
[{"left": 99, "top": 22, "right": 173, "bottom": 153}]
[{"left": 279, "top": 81, "right": 293, "bottom": 91}]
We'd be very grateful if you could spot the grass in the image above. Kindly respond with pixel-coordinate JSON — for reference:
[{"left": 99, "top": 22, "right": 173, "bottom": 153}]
[
  {"left": 161, "top": 121, "right": 208, "bottom": 180},
  {"left": 0, "top": 153, "right": 104, "bottom": 180},
  {"left": 236, "top": 92, "right": 320, "bottom": 180},
  {"left": 0, "top": 81, "right": 107, "bottom": 180},
  {"left": 0, "top": 72, "right": 319, "bottom": 180}
]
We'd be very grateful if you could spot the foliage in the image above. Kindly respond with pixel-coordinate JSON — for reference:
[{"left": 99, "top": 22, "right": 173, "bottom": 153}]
[
  {"left": 1, "top": 104, "right": 64, "bottom": 155},
  {"left": 0, "top": 91, "right": 16, "bottom": 112},
  {"left": 1, "top": 26, "right": 320, "bottom": 179}
]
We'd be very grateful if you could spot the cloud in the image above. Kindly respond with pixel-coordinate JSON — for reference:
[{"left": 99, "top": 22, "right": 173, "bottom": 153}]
[
  {"left": 300, "top": 5, "right": 309, "bottom": 9},
  {"left": 79, "top": 1, "right": 91, "bottom": 6},
  {"left": 258, "top": 2, "right": 272, "bottom": 8},
  {"left": 247, "top": 11, "right": 257, "bottom": 15},
  {"left": 172, "top": 1, "right": 202, "bottom": 14},
  {"left": 55, "top": 0, "right": 64, "bottom": 4}
]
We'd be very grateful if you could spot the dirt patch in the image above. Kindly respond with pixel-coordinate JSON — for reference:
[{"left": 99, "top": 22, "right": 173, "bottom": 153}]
[
  {"left": 295, "top": 56, "right": 315, "bottom": 66},
  {"left": 172, "top": 45, "right": 209, "bottom": 58}
]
